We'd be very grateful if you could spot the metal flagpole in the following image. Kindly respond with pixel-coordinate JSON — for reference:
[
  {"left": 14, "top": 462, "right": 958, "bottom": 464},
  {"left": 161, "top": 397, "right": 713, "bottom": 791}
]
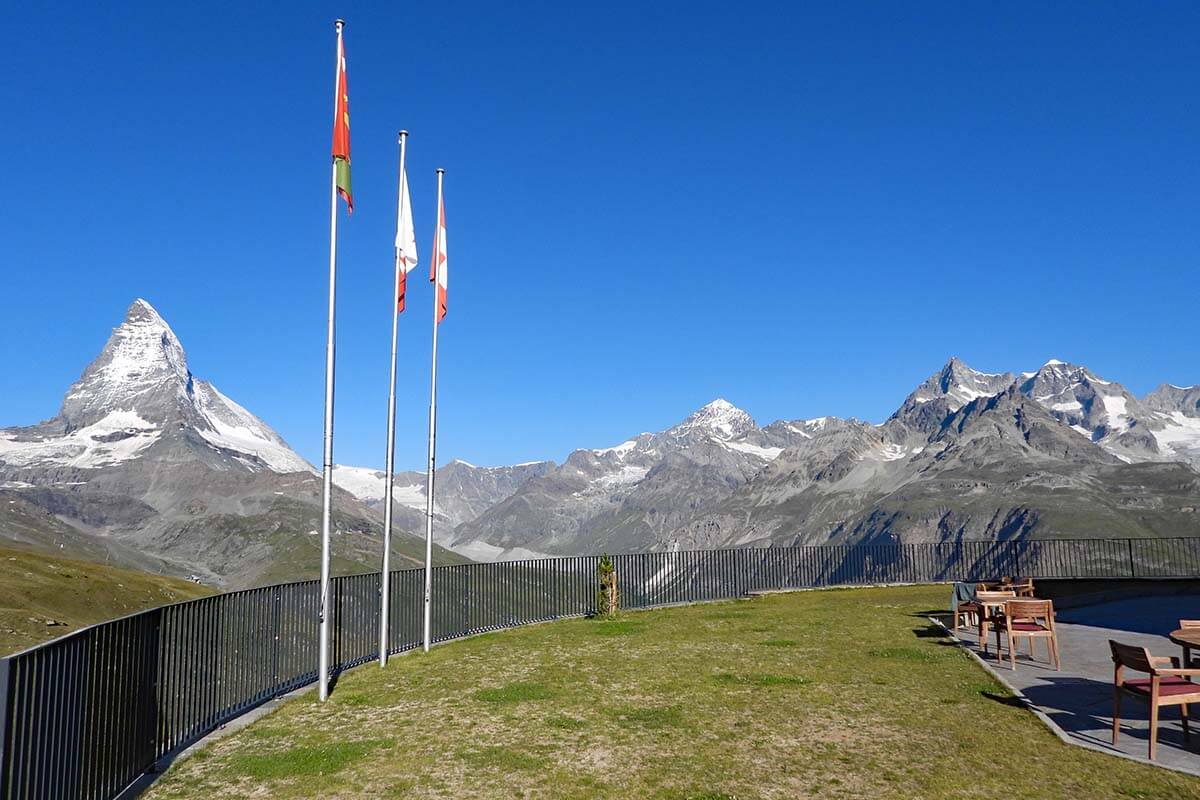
[
  {"left": 422, "top": 168, "right": 444, "bottom": 653},
  {"left": 318, "top": 18, "right": 345, "bottom": 703},
  {"left": 379, "top": 130, "right": 410, "bottom": 667}
]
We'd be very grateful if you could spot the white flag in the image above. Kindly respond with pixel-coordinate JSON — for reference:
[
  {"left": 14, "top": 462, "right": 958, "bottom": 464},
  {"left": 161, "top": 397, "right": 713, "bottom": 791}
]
[{"left": 395, "top": 166, "right": 419, "bottom": 311}]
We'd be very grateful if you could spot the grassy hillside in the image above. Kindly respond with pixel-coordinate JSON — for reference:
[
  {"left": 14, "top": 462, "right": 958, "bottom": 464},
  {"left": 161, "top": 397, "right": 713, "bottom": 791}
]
[
  {"left": 0, "top": 544, "right": 215, "bottom": 656},
  {"left": 148, "top": 586, "right": 1197, "bottom": 799}
]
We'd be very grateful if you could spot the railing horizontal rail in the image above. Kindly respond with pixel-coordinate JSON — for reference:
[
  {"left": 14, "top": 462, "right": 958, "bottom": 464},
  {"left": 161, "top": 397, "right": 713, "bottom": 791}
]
[{"left": 3, "top": 536, "right": 1199, "bottom": 799}]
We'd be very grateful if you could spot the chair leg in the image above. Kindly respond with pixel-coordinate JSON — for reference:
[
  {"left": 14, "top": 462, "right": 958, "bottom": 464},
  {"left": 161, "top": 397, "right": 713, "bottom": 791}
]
[
  {"left": 1112, "top": 688, "right": 1122, "bottom": 746},
  {"left": 1009, "top": 634, "right": 1017, "bottom": 670},
  {"left": 1149, "top": 702, "right": 1160, "bottom": 761},
  {"left": 1183, "top": 703, "right": 1190, "bottom": 742},
  {"left": 1051, "top": 634, "right": 1061, "bottom": 671}
]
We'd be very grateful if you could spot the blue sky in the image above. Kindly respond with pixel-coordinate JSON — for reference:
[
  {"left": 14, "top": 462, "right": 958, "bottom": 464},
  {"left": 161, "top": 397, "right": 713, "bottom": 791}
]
[{"left": 2, "top": 2, "right": 1198, "bottom": 470}]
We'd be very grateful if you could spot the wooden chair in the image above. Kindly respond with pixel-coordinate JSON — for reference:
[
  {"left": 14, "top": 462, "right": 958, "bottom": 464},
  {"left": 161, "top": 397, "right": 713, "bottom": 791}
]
[
  {"left": 1110, "top": 640, "right": 1200, "bottom": 760},
  {"left": 974, "top": 590, "right": 1016, "bottom": 653},
  {"left": 995, "top": 599, "right": 1060, "bottom": 670},
  {"left": 952, "top": 583, "right": 990, "bottom": 633},
  {"left": 1009, "top": 577, "right": 1035, "bottom": 597}
]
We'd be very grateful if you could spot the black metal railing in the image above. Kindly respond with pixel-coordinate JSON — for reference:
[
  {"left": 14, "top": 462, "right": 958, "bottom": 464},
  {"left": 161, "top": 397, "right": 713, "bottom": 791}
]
[{"left": 3, "top": 536, "right": 1200, "bottom": 799}]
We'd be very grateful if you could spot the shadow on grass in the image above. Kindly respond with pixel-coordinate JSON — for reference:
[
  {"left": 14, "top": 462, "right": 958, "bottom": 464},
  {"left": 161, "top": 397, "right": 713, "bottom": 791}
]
[
  {"left": 911, "top": 624, "right": 961, "bottom": 647},
  {"left": 981, "top": 691, "right": 1027, "bottom": 709}
]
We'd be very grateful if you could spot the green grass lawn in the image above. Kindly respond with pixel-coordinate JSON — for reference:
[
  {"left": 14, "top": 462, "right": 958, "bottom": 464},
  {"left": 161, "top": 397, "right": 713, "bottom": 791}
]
[
  {"left": 0, "top": 543, "right": 214, "bottom": 655},
  {"left": 145, "top": 585, "right": 1200, "bottom": 799}
]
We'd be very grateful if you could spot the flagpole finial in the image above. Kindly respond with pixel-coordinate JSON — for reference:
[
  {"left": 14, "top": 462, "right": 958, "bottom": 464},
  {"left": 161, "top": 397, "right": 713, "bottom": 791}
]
[
  {"left": 399, "top": 130, "right": 409, "bottom": 140},
  {"left": 436, "top": 168, "right": 445, "bottom": 174},
  {"left": 335, "top": 18, "right": 345, "bottom": 30}
]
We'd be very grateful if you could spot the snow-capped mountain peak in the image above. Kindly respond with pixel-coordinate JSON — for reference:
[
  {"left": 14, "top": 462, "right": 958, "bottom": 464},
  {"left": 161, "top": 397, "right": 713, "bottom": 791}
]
[
  {"left": 672, "top": 398, "right": 757, "bottom": 441},
  {"left": 60, "top": 299, "right": 192, "bottom": 428},
  {"left": 2, "top": 299, "right": 313, "bottom": 475},
  {"left": 1022, "top": 360, "right": 1112, "bottom": 395},
  {"left": 1018, "top": 360, "right": 1123, "bottom": 409},
  {"left": 1015, "top": 360, "right": 1162, "bottom": 461},
  {"left": 901, "top": 357, "right": 1014, "bottom": 413}
]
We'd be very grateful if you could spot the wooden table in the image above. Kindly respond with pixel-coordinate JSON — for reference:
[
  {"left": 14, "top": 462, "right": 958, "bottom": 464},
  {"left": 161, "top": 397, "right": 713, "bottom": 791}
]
[
  {"left": 977, "top": 598, "right": 1013, "bottom": 654},
  {"left": 1168, "top": 628, "right": 1200, "bottom": 667}
]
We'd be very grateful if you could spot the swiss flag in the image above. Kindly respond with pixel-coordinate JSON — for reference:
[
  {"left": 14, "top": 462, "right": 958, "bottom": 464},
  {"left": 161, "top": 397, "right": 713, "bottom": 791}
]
[{"left": 429, "top": 184, "right": 447, "bottom": 323}]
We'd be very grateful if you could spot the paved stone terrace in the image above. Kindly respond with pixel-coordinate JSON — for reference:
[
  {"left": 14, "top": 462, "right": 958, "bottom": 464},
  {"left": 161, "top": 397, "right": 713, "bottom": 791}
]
[{"left": 951, "top": 593, "right": 1200, "bottom": 776}]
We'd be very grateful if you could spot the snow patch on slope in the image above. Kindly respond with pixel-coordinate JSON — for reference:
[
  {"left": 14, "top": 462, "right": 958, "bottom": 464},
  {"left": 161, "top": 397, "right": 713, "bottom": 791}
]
[
  {"left": 1152, "top": 413, "right": 1200, "bottom": 459},
  {"left": 0, "top": 411, "right": 160, "bottom": 468},
  {"left": 451, "top": 539, "right": 553, "bottom": 562},
  {"left": 723, "top": 440, "right": 784, "bottom": 460},
  {"left": 594, "top": 439, "right": 639, "bottom": 457},
  {"left": 598, "top": 465, "right": 651, "bottom": 487},
  {"left": 193, "top": 382, "right": 315, "bottom": 474},
  {"left": 332, "top": 465, "right": 428, "bottom": 510},
  {"left": 1102, "top": 395, "right": 1129, "bottom": 431}
]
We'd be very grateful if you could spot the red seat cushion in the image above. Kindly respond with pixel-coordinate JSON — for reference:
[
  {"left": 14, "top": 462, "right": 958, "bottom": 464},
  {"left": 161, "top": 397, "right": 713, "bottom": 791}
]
[
  {"left": 1009, "top": 622, "right": 1048, "bottom": 632},
  {"left": 957, "top": 602, "right": 980, "bottom": 611},
  {"left": 1125, "top": 677, "right": 1200, "bottom": 697}
]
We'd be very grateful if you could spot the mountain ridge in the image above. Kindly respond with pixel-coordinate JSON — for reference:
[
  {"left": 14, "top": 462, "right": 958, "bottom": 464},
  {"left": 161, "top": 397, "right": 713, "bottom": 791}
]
[{"left": 441, "top": 357, "right": 1200, "bottom": 559}]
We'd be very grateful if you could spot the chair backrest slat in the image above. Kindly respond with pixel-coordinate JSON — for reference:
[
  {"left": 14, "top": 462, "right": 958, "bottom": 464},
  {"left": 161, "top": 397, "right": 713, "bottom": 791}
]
[
  {"left": 1006, "top": 599, "right": 1052, "bottom": 621},
  {"left": 1110, "top": 640, "right": 1155, "bottom": 674}
]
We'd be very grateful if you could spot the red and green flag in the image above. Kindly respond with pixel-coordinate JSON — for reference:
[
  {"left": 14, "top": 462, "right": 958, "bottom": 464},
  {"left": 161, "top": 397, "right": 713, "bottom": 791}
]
[{"left": 332, "top": 31, "right": 352, "bottom": 212}]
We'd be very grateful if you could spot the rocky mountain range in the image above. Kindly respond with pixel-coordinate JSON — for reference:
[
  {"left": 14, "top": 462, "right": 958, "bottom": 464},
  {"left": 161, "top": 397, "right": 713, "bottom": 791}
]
[
  {"left": 435, "top": 357, "right": 1200, "bottom": 559},
  {"left": 5, "top": 300, "right": 1198, "bottom": 579},
  {"left": 331, "top": 459, "right": 555, "bottom": 554},
  {"left": 0, "top": 300, "right": 464, "bottom": 588}
]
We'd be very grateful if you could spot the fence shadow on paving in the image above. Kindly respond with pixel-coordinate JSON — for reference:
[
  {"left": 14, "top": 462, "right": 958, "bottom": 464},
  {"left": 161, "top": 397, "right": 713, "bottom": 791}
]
[{"left": 3, "top": 537, "right": 1199, "bottom": 800}]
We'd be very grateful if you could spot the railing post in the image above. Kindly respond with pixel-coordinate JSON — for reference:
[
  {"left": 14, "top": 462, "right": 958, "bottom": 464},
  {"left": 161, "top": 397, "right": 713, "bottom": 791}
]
[
  {"left": 148, "top": 610, "right": 163, "bottom": 765},
  {"left": 272, "top": 588, "right": 282, "bottom": 691},
  {"left": 1127, "top": 538, "right": 1137, "bottom": 578},
  {"left": 0, "top": 656, "right": 10, "bottom": 796}
]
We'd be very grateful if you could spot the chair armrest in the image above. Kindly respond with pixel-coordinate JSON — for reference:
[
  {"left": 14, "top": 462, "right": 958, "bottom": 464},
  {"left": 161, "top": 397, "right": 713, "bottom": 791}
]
[{"left": 1155, "top": 668, "right": 1200, "bottom": 677}]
